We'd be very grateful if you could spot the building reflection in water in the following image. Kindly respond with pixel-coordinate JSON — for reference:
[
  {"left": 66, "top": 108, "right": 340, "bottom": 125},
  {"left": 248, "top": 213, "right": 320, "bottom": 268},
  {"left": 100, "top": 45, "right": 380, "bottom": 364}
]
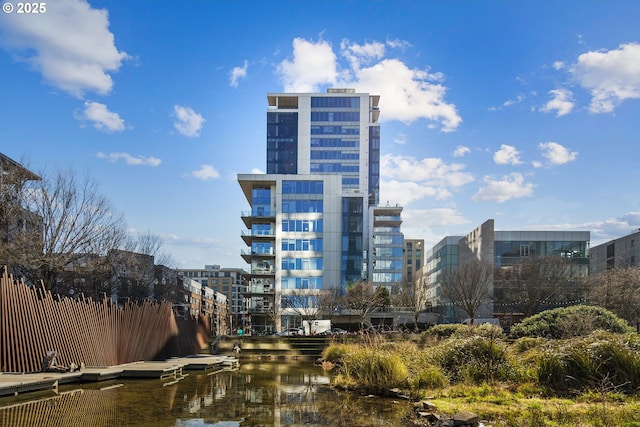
[{"left": 0, "top": 362, "right": 409, "bottom": 427}]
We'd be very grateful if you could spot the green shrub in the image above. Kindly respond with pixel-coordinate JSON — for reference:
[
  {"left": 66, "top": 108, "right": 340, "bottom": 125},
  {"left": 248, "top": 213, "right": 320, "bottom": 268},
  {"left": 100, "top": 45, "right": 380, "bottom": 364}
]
[
  {"left": 410, "top": 364, "right": 449, "bottom": 389},
  {"left": 510, "top": 305, "right": 634, "bottom": 339},
  {"left": 422, "top": 323, "right": 470, "bottom": 339},
  {"left": 342, "top": 347, "right": 409, "bottom": 392},
  {"left": 537, "top": 332, "right": 640, "bottom": 395},
  {"left": 322, "top": 343, "right": 350, "bottom": 364},
  {"left": 468, "top": 323, "right": 506, "bottom": 339},
  {"left": 511, "top": 337, "right": 548, "bottom": 353},
  {"left": 434, "top": 335, "right": 519, "bottom": 383}
]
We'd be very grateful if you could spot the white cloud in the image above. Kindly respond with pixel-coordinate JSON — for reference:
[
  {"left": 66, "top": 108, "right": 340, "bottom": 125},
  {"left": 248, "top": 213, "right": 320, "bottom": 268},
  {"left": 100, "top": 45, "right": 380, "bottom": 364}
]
[
  {"left": 354, "top": 59, "right": 461, "bottom": 132},
  {"left": 250, "top": 168, "right": 265, "bottom": 174},
  {"left": 75, "top": 101, "right": 125, "bottom": 132},
  {"left": 393, "top": 132, "right": 407, "bottom": 145},
  {"left": 386, "top": 38, "right": 412, "bottom": 51},
  {"left": 400, "top": 207, "right": 470, "bottom": 248},
  {"left": 525, "top": 211, "right": 640, "bottom": 246},
  {"left": 340, "top": 39, "right": 385, "bottom": 70},
  {"left": 0, "top": 0, "right": 128, "bottom": 97},
  {"left": 588, "top": 211, "right": 640, "bottom": 244},
  {"left": 570, "top": 43, "right": 640, "bottom": 113},
  {"left": 539, "top": 88, "right": 574, "bottom": 117},
  {"left": 490, "top": 94, "right": 525, "bottom": 111},
  {"left": 503, "top": 94, "right": 525, "bottom": 107},
  {"left": 553, "top": 61, "right": 565, "bottom": 70},
  {"left": 538, "top": 142, "right": 578, "bottom": 165},
  {"left": 380, "top": 180, "right": 451, "bottom": 206},
  {"left": 276, "top": 37, "right": 339, "bottom": 93},
  {"left": 453, "top": 145, "right": 470, "bottom": 157},
  {"left": 381, "top": 154, "right": 474, "bottom": 188},
  {"left": 230, "top": 60, "right": 248, "bottom": 87},
  {"left": 493, "top": 144, "right": 522, "bottom": 165},
  {"left": 472, "top": 173, "right": 535, "bottom": 203},
  {"left": 403, "top": 208, "right": 470, "bottom": 227},
  {"left": 173, "top": 105, "right": 205, "bottom": 137},
  {"left": 97, "top": 152, "right": 161, "bottom": 166},
  {"left": 189, "top": 164, "right": 220, "bottom": 180},
  {"left": 379, "top": 154, "right": 474, "bottom": 206},
  {"left": 276, "top": 37, "right": 462, "bottom": 132}
]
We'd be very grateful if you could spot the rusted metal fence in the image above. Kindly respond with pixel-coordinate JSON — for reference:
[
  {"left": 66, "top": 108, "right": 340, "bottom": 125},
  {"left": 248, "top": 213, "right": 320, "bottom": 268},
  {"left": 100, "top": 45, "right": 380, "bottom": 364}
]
[{"left": 1, "top": 267, "right": 210, "bottom": 373}]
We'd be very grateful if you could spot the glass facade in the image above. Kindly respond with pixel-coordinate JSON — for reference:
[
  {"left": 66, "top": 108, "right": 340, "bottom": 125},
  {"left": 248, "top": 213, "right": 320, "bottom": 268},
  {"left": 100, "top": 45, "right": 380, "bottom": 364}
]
[
  {"left": 371, "top": 206, "right": 404, "bottom": 292},
  {"left": 342, "top": 197, "right": 364, "bottom": 287},
  {"left": 281, "top": 200, "right": 323, "bottom": 213},
  {"left": 281, "top": 257, "right": 323, "bottom": 270},
  {"left": 281, "top": 276, "right": 323, "bottom": 290},
  {"left": 310, "top": 96, "right": 360, "bottom": 108},
  {"left": 368, "top": 125, "right": 380, "bottom": 205},
  {"left": 494, "top": 239, "right": 589, "bottom": 267},
  {"left": 310, "top": 96, "right": 361, "bottom": 193},
  {"left": 281, "top": 238, "right": 323, "bottom": 251},
  {"left": 282, "top": 180, "right": 323, "bottom": 194},
  {"left": 281, "top": 219, "right": 323, "bottom": 232},
  {"left": 251, "top": 187, "right": 272, "bottom": 216},
  {"left": 267, "top": 112, "right": 298, "bottom": 174}
]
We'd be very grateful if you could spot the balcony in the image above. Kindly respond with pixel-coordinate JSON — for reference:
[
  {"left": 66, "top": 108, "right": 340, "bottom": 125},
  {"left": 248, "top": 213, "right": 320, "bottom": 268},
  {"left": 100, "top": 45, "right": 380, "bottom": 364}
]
[
  {"left": 241, "top": 248, "right": 275, "bottom": 263},
  {"left": 251, "top": 266, "right": 275, "bottom": 276},
  {"left": 241, "top": 209, "right": 276, "bottom": 228},
  {"left": 248, "top": 304, "right": 275, "bottom": 314},
  {"left": 241, "top": 229, "right": 275, "bottom": 246}
]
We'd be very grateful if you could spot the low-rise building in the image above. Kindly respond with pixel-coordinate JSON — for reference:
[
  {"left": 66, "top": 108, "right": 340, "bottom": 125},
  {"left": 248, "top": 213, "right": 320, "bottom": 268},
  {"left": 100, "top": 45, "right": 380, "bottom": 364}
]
[
  {"left": 590, "top": 230, "right": 640, "bottom": 274},
  {"left": 177, "top": 265, "right": 248, "bottom": 333},
  {"left": 423, "top": 219, "right": 590, "bottom": 324}
]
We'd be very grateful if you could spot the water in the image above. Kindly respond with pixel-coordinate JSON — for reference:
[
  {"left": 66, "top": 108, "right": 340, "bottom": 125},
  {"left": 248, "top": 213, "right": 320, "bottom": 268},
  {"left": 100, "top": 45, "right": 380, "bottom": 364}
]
[{"left": 0, "top": 361, "right": 411, "bottom": 426}]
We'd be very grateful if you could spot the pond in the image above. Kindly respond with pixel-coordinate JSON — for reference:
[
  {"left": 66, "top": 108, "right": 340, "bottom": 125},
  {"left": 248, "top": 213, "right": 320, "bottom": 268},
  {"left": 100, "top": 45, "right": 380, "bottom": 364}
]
[{"left": 0, "top": 361, "right": 412, "bottom": 426}]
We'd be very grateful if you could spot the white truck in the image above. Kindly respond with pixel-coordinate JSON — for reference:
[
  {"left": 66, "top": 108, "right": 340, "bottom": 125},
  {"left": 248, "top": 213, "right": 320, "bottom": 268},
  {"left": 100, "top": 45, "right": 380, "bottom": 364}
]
[{"left": 302, "top": 319, "right": 331, "bottom": 336}]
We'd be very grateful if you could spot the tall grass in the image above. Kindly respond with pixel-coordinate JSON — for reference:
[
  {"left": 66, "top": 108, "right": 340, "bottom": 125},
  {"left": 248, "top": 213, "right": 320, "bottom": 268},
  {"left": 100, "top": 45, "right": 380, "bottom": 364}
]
[
  {"left": 537, "top": 332, "right": 640, "bottom": 395},
  {"left": 321, "top": 326, "right": 640, "bottom": 426}
]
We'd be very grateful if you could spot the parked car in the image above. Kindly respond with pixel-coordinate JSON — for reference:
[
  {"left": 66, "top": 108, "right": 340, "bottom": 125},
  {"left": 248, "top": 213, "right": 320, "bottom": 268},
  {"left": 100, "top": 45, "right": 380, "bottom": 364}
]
[
  {"left": 329, "top": 328, "right": 348, "bottom": 335},
  {"left": 365, "top": 325, "right": 399, "bottom": 334},
  {"left": 278, "top": 328, "right": 304, "bottom": 336}
]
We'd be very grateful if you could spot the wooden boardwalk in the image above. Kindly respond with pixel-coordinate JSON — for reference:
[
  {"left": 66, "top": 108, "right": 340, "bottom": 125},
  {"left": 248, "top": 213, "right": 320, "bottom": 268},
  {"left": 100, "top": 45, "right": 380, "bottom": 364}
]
[{"left": 0, "top": 355, "right": 239, "bottom": 397}]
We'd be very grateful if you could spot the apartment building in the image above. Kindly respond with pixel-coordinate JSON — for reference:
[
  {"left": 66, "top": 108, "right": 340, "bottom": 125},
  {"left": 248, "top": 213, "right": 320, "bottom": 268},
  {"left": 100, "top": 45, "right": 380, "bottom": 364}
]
[
  {"left": 177, "top": 265, "right": 249, "bottom": 332},
  {"left": 238, "top": 89, "right": 382, "bottom": 333}
]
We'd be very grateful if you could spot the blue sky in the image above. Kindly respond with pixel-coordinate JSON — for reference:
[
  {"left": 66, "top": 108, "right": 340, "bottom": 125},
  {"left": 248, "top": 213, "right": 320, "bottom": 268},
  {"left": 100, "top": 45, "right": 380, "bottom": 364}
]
[{"left": 1, "top": 0, "right": 640, "bottom": 269}]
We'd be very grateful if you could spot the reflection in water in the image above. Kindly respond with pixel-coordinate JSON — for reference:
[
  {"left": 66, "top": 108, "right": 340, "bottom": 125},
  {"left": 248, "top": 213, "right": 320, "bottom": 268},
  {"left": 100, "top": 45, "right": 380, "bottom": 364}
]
[{"left": 0, "top": 362, "right": 410, "bottom": 426}]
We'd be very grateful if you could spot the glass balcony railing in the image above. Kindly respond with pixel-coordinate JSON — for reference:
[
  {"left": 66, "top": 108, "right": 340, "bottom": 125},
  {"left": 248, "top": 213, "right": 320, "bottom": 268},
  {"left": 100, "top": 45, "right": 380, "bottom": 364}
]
[
  {"left": 241, "top": 248, "right": 275, "bottom": 256},
  {"left": 241, "top": 229, "right": 276, "bottom": 238},
  {"left": 241, "top": 209, "right": 276, "bottom": 217}
]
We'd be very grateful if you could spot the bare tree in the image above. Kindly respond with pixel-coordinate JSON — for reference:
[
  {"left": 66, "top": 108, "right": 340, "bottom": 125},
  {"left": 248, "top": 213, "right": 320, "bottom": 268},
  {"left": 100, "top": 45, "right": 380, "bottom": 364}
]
[
  {"left": 318, "top": 287, "right": 343, "bottom": 322},
  {"left": 344, "top": 280, "right": 388, "bottom": 331},
  {"left": 587, "top": 266, "right": 640, "bottom": 325},
  {"left": 8, "top": 168, "right": 128, "bottom": 291},
  {"left": 282, "top": 289, "right": 322, "bottom": 326},
  {"left": 125, "top": 230, "right": 176, "bottom": 268},
  {"left": 440, "top": 260, "right": 493, "bottom": 324},
  {"left": 267, "top": 292, "right": 283, "bottom": 332},
  {"left": 392, "top": 283, "right": 431, "bottom": 331},
  {"left": 112, "top": 230, "right": 177, "bottom": 302},
  {"left": 495, "top": 256, "right": 580, "bottom": 317}
]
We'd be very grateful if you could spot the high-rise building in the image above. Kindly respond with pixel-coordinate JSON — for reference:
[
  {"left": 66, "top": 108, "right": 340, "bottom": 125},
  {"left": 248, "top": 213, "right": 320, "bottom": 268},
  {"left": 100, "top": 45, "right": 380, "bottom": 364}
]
[{"left": 238, "top": 89, "right": 381, "bottom": 333}]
